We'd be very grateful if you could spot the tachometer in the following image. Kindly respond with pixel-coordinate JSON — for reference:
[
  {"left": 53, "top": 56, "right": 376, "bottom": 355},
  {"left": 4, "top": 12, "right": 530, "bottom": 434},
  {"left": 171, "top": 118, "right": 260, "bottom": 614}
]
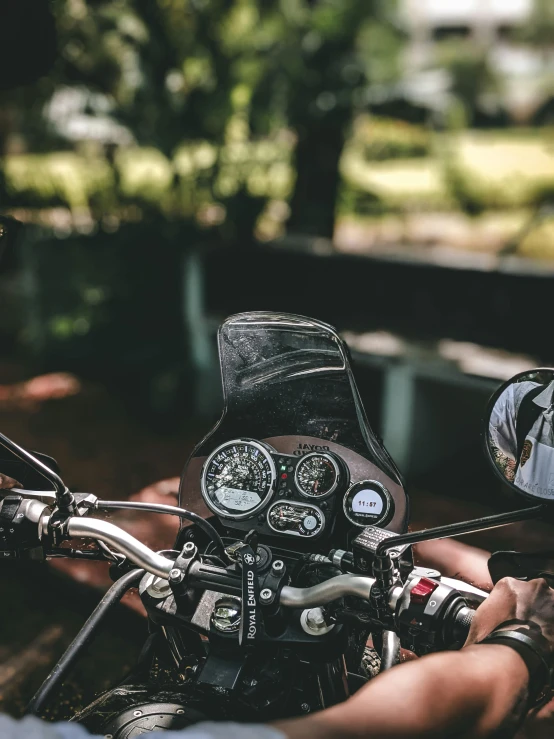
[
  {"left": 201, "top": 439, "right": 276, "bottom": 519},
  {"left": 294, "top": 452, "right": 342, "bottom": 499}
]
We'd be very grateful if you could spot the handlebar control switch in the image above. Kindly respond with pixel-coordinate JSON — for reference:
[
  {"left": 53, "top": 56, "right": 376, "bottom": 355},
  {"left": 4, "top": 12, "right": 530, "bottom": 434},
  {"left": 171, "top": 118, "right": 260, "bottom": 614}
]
[
  {"left": 0, "top": 496, "right": 48, "bottom": 558},
  {"left": 410, "top": 577, "right": 438, "bottom": 605},
  {"left": 395, "top": 577, "right": 470, "bottom": 656}
]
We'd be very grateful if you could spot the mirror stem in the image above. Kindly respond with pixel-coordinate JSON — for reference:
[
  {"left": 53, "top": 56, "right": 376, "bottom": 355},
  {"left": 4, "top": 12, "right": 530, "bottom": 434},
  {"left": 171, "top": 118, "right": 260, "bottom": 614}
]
[
  {"left": 376, "top": 505, "right": 545, "bottom": 556},
  {"left": 0, "top": 432, "right": 75, "bottom": 513}
]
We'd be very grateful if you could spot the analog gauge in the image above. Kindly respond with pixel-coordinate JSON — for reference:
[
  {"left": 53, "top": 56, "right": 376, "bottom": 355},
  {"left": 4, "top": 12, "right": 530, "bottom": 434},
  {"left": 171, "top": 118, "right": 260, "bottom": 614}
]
[
  {"left": 295, "top": 452, "right": 341, "bottom": 499},
  {"left": 201, "top": 439, "right": 276, "bottom": 520}
]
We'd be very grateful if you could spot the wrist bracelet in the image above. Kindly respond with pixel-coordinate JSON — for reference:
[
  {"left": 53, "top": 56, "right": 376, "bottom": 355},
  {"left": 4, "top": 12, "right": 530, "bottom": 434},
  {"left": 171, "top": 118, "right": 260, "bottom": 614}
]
[{"left": 479, "top": 628, "right": 552, "bottom": 708}]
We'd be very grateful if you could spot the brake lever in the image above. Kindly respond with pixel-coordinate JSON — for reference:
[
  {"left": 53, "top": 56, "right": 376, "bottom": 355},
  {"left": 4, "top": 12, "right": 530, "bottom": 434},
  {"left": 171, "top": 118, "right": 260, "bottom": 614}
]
[{"left": 488, "top": 550, "right": 554, "bottom": 586}]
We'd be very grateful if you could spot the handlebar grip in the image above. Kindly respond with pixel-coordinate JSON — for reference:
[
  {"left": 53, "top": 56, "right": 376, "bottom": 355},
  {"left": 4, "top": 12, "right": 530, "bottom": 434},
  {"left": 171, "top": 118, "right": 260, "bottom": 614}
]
[{"left": 452, "top": 605, "right": 475, "bottom": 642}]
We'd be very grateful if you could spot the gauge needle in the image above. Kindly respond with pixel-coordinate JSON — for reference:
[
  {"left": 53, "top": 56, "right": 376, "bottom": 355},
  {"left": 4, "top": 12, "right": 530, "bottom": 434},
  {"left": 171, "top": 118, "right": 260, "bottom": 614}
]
[{"left": 216, "top": 473, "right": 233, "bottom": 483}]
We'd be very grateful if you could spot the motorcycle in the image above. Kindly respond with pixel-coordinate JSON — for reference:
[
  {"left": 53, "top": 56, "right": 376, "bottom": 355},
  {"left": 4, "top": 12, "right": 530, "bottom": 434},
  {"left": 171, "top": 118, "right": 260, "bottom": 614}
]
[{"left": 0, "top": 312, "right": 552, "bottom": 736}]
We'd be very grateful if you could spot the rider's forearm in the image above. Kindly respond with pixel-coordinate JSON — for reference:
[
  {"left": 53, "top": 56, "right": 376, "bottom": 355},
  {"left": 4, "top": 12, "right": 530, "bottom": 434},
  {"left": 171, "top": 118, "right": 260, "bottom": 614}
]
[
  {"left": 274, "top": 644, "right": 529, "bottom": 739},
  {"left": 414, "top": 539, "right": 493, "bottom": 592}
]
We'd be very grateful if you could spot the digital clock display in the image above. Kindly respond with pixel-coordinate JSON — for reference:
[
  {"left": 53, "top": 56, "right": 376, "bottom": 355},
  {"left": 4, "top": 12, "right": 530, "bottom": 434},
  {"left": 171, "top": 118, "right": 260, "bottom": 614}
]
[{"left": 352, "top": 488, "right": 384, "bottom": 514}]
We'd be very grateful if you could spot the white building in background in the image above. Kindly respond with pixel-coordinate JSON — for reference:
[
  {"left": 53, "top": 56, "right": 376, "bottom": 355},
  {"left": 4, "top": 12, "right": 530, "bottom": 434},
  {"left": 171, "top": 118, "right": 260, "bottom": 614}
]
[{"left": 399, "top": 0, "right": 554, "bottom": 122}]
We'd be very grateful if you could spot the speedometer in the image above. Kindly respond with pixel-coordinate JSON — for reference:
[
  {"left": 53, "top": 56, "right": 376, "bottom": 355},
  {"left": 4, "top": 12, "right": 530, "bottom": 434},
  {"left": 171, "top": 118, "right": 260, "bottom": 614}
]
[{"left": 201, "top": 439, "right": 277, "bottom": 520}]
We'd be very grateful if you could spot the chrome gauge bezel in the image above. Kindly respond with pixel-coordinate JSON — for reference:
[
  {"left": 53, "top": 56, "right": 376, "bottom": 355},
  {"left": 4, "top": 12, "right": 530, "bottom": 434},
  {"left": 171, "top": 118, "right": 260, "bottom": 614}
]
[
  {"left": 200, "top": 438, "right": 277, "bottom": 520},
  {"left": 343, "top": 479, "right": 392, "bottom": 528},
  {"left": 294, "top": 452, "right": 341, "bottom": 499}
]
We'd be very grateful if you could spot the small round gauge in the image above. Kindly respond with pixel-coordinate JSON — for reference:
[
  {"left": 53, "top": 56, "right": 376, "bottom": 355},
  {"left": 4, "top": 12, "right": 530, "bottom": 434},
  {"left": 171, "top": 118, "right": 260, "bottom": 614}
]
[
  {"left": 343, "top": 480, "right": 394, "bottom": 528},
  {"left": 295, "top": 452, "right": 342, "bottom": 499},
  {"left": 201, "top": 439, "right": 276, "bottom": 520}
]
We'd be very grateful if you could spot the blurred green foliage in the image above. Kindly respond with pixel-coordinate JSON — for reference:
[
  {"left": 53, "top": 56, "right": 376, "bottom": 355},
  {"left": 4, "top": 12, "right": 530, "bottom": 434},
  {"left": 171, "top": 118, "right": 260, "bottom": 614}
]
[
  {"left": 519, "top": 0, "right": 554, "bottom": 53},
  {"left": 341, "top": 127, "right": 554, "bottom": 217},
  {"left": 0, "top": 0, "right": 405, "bottom": 357},
  {"left": 436, "top": 41, "right": 500, "bottom": 128},
  {"left": 1, "top": 0, "right": 402, "bottom": 241},
  {"left": 350, "top": 116, "right": 431, "bottom": 162},
  {"left": 1, "top": 0, "right": 553, "bottom": 271}
]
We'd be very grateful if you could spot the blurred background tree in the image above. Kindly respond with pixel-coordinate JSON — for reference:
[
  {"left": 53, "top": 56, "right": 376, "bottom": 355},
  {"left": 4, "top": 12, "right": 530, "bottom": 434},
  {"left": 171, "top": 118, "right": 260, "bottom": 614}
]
[
  {"left": 437, "top": 41, "right": 500, "bottom": 129},
  {"left": 250, "top": 0, "right": 402, "bottom": 237},
  {"left": 520, "top": 0, "right": 554, "bottom": 64}
]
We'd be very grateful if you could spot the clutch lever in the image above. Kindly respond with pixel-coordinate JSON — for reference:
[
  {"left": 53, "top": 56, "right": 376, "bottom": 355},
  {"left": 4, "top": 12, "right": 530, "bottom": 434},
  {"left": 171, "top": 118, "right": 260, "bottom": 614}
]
[{"left": 9, "top": 488, "right": 57, "bottom": 503}]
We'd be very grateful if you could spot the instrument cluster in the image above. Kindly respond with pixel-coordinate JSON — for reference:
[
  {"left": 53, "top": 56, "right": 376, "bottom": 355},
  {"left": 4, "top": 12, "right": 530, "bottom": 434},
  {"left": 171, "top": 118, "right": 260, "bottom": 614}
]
[{"left": 200, "top": 438, "right": 395, "bottom": 540}]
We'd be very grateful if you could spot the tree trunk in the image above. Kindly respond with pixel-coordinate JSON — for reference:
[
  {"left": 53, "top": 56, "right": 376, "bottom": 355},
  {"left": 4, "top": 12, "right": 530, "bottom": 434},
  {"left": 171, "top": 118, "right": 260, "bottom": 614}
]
[{"left": 288, "top": 120, "right": 346, "bottom": 240}]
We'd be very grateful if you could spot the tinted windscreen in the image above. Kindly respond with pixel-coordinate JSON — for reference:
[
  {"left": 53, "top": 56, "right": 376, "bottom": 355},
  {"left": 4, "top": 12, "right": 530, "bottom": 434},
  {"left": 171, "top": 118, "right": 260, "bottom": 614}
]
[{"left": 196, "top": 312, "right": 403, "bottom": 486}]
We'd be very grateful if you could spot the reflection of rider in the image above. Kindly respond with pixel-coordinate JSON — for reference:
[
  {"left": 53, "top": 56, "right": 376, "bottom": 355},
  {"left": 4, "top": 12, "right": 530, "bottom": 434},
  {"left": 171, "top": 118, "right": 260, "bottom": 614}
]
[{"left": 490, "top": 380, "right": 554, "bottom": 498}]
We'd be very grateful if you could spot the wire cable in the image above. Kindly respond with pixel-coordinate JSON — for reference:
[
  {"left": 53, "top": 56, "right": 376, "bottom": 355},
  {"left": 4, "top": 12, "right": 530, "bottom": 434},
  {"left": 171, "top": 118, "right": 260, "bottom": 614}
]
[{"left": 96, "top": 500, "right": 226, "bottom": 560}]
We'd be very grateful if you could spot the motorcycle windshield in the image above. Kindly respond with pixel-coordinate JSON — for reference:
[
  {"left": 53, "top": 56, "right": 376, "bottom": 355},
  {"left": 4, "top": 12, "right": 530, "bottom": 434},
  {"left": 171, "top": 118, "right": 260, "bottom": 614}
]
[{"left": 183, "top": 312, "right": 404, "bottom": 489}]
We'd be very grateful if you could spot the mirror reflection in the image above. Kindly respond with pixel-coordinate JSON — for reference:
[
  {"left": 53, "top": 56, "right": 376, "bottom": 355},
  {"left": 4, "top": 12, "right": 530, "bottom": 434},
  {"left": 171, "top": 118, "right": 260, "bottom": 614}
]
[{"left": 486, "top": 369, "right": 554, "bottom": 501}]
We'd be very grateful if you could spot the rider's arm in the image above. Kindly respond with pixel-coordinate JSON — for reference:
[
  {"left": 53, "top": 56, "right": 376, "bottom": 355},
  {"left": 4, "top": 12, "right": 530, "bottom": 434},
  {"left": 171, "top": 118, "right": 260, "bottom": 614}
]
[
  {"left": 273, "top": 643, "right": 528, "bottom": 739},
  {"left": 274, "top": 577, "right": 554, "bottom": 739},
  {"left": 414, "top": 538, "right": 493, "bottom": 592},
  {"left": 0, "top": 648, "right": 527, "bottom": 739}
]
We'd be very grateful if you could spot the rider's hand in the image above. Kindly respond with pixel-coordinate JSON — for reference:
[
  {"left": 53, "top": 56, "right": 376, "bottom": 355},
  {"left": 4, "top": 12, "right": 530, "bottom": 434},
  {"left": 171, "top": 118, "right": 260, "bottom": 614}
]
[
  {"left": 465, "top": 576, "right": 554, "bottom": 652},
  {"left": 0, "top": 473, "right": 20, "bottom": 489}
]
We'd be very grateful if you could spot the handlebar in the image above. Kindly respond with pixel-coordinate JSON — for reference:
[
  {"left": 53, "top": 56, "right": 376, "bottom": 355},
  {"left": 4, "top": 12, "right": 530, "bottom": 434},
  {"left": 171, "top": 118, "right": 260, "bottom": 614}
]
[
  {"left": 58, "top": 517, "right": 488, "bottom": 621},
  {"left": 64, "top": 517, "right": 174, "bottom": 580},
  {"left": 60, "top": 517, "right": 380, "bottom": 605},
  {"left": 280, "top": 575, "right": 375, "bottom": 608},
  {"left": 0, "top": 500, "right": 486, "bottom": 650}
]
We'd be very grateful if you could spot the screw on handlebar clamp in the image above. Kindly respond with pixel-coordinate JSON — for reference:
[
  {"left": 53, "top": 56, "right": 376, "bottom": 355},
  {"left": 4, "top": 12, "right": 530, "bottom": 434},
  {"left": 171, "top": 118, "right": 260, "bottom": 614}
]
[
  {"left": 72, "top": 493, "right": 98, "bottom": 514},
  {"left": 47, "top": 493, "right": 99, "bottom": 546},
  {"left": 258, "top": 561, "right": 288, "bottom": 637},
  {"left": 168, "top": 541, "right": 198, "bottom": 600}
]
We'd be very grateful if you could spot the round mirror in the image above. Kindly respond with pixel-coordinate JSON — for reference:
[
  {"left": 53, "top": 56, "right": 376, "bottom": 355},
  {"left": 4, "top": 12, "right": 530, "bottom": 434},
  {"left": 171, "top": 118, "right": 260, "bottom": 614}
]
[{"left": 484, "top": 368, "right": 554, "bottom": 502}]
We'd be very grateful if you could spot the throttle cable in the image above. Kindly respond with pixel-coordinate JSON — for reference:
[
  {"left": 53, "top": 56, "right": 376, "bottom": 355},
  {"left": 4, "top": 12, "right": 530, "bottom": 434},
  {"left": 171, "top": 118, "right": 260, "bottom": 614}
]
[{"left": 95, "top": 500, "right": 227, "bottom": 561}]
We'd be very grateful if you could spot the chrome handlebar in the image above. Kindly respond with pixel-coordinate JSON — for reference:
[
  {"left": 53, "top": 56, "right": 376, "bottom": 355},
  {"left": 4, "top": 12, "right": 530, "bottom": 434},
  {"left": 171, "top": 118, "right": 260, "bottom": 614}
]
[
  {"left": 45, "top": 515, "right": 489, "bottom": 610},
  {"left": 280, "top": 575, "right": 375, "bottom": 608},
  {"left": 58, "top": 516, "right": 175, "bottom": 580}
]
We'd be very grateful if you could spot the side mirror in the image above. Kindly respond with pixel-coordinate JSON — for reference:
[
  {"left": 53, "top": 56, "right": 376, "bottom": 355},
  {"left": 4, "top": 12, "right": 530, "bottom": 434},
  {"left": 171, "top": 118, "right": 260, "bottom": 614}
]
[{"left": 484, "top": 368, "right": 554, "bottom": 503}]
